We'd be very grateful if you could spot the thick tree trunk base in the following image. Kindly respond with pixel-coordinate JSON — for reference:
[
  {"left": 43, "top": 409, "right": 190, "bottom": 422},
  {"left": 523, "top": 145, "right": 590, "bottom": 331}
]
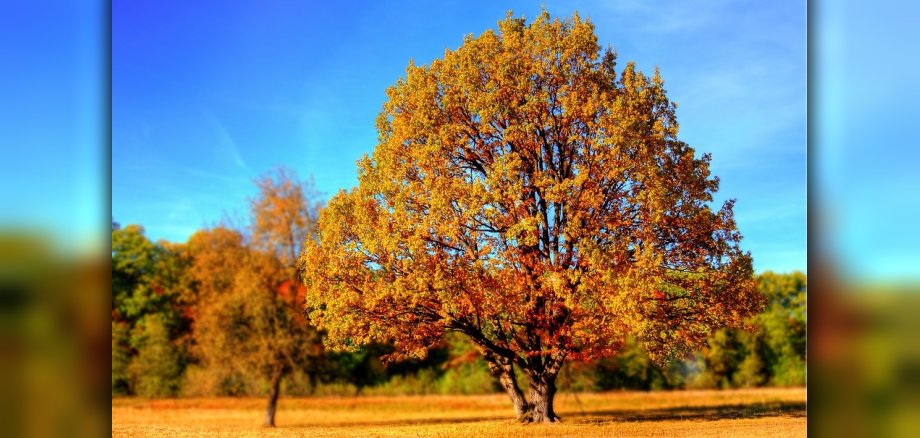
[
  {"left": 516, "top": 399, "right": 561, "bottom": 423},
  {"left": 517, "top": 411, "right": 562, "bottom": 423},
  {"left": 476, "top": 344, "right": 564, "bottom": 424},
  {"left": 523, "top": 368, "right": 560, "bottom": 424}
]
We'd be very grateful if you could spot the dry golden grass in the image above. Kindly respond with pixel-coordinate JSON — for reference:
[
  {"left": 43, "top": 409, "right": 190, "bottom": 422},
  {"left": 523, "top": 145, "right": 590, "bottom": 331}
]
[{"left": 113, "top": 387, "right": 805, "bottom": 437}]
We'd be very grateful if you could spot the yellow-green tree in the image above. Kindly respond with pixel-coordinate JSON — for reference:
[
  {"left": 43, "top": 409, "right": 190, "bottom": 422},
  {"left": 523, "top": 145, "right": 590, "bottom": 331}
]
[
  {"left": 184, "top": 227, "right": 258, "bottom": 396},
  {"left": 302, "top": 12, "right": 762, "bottom": 422}
]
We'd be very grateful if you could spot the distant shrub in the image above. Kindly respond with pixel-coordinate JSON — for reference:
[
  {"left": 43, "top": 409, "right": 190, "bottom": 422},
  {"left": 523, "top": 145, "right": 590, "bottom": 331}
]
[
  {"left": 112, "top": 321, "right": 133, "bottom": 396},
  {"left": 771, "top": 356, "right": 806, "bottom": 386},
  {"left": 365, "top": 368, "right": 441, "bottom": 396},
  {"left": 557, "top": 361, "right": 598, "bottom": 393},
  {"left": 436, "top": 360, "right": 495, "bottom": 395},
  {"left": 129, "top": 314, "right": 184, "bottom": 397},
  {"left": 733, "top": 351, "right": 767, "bottom": 388}
]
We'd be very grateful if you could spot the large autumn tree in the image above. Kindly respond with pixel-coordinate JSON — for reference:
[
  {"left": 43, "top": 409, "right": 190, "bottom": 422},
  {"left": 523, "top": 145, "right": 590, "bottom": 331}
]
[{"left": 302, "top": 11, "right": 762, "bottom": 422}]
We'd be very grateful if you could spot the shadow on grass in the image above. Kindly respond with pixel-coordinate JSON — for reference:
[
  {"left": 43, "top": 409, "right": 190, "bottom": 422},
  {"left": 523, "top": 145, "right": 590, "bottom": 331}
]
[
  {"left": 284, "top": 401, "right": 806, "bottom": 428},
  {"left": 572, "top": 401, "right": 807, "bottom": 424}
]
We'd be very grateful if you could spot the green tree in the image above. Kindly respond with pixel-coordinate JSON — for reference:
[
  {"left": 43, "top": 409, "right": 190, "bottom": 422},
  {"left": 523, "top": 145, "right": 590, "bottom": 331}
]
[
  {"left": 732, "top": 333, "right": 767, "bottom": 387},
  {"left": 690, "top": 272, "right": 806, "bottom": 388},
  {"left": 112, "top": 225, "right": 189, "bottom": 395},
  {"left": 594, "top": 337, "right": 668, "bottom": 391},
  {"left": 128, "top": 314, "right": 184, "bottom": 397},
  {"left": 112, "top": 321, "right": 132, "bottom": 395},
  {"left": 112, "top": 225, "right": 161, "bottom": 322},
  {"left": 756, "top": 271, "right": 807, "bottom": 385}
]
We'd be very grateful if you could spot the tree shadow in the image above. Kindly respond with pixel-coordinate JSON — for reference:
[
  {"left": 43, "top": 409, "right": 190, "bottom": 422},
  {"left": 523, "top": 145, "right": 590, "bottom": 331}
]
[
  {"left": 567, "top": 401, "right": 807, "bottom": 425},
  {"left": 284, "top": 401, "right": 806, "bottom": 428}
]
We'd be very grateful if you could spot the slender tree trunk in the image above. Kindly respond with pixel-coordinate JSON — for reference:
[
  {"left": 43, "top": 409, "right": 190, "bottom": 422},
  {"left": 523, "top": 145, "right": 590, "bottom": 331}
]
[
  {"left": 264, "top": 365, "right": 284, "bottom": 427},
  {"left": 497, "top": 364, "right": 530, "bottom": 419},
  {"left": 308, "top": 370, "right": 318, "bottom": 396},
  {"left": 482, "top": 351, "right": 529, "bottom": 419}
]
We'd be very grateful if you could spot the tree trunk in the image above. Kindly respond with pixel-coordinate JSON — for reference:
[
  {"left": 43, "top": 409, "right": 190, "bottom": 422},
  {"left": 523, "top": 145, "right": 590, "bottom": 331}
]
[
  {"left": 525, "top": 371, "right": 560, "bottom": 423},
  {"left": 482, "top": 351, "right": 529, "bottom": 419},
  {"left": 474, "top": 342, "right": 564, "bottom": 423},
  {"left": 308, "top": 370, "right": 318, "bottom": 396},
  {"left": 264, "top": 365, "right": 284, "bottom": 427},
  {"left": 497, "top": 364, "right": 530, "bottom": 419}
]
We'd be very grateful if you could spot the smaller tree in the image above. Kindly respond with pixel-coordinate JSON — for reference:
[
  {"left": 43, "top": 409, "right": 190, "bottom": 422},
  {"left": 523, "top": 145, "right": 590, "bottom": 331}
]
[
  {"left": 249, "top": 167, "right": 322, "bottom": 427},
  {"left": 188, "top": 168, "right": 322, "bottom": 427},
  {"left": 250, "top": 167, "right": 321, "bottom": 271}
]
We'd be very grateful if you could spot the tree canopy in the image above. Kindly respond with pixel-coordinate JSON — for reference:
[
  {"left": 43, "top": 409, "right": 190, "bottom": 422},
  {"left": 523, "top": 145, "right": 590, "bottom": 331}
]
[{"left": 302, "top": 11, "right": 763, "bottom": 422}]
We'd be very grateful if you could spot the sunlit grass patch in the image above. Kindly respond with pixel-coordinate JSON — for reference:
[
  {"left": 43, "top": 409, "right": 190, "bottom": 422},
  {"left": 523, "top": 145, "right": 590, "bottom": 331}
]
[{"left": 113, "top": 387, "right": 805, "bottom": 437}]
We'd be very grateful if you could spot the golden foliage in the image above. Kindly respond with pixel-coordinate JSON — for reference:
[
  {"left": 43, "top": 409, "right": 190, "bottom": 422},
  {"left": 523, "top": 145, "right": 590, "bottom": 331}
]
[{"left": 303, "top": 11, "right": 761, "bottom": 381}]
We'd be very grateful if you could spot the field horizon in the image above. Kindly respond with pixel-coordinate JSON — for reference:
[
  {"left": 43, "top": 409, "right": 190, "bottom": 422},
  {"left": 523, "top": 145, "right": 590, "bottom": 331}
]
[{"left": 113, "top": 387, "right": 806, "bottom": 437}]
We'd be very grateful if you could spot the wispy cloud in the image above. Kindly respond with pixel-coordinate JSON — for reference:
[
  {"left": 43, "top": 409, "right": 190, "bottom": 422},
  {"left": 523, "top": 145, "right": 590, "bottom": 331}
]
[
  {"left": 181, "top": 166, "right": 250, "bottom": 185},
  {"left": 166, "top": 197, "right": 195, "bottom": 221},
  {"left": 201, "top": 106, "right": 248, "bottom": 171},
  {"left": 590, "top": 0, "right": 729, "bottom": 34},
  {"left": 735, "top": 202, "right": 803, "bottom": 225}
]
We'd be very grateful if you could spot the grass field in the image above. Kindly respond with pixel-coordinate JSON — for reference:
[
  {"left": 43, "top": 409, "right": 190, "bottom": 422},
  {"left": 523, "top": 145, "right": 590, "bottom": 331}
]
[{"left": 112, "top": 387, "right": 806, "bottom": 437}]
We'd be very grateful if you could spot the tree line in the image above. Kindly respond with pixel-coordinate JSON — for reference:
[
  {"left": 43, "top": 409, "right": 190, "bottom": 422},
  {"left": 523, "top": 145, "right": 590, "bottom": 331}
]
[{"left": 112, "top": 167, "right": 805, "bottom": 420}]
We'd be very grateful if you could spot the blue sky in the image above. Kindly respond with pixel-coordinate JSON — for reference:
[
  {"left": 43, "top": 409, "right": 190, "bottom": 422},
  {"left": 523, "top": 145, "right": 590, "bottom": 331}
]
[
  {"left": 814, "top": 0, "right": 920, "bottom": 282},
  {"left": 1, "top": 1, "right": 104, "bottom": 254},
  {"left": 113, "top": 0, "right": 806, "bottom": 274}
]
